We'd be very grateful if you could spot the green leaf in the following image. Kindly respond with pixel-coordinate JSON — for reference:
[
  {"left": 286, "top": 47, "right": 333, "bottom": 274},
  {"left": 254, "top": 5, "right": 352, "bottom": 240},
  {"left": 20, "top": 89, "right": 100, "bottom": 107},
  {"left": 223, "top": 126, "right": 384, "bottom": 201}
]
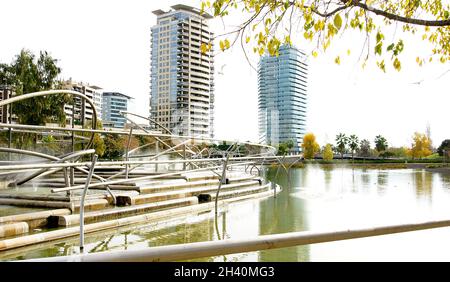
[
  {"left": 333, "top": 14, "right": 342, "bottom": 30},
  {"left": 387, "top": 43, "right": 395, "bottom": 51}
]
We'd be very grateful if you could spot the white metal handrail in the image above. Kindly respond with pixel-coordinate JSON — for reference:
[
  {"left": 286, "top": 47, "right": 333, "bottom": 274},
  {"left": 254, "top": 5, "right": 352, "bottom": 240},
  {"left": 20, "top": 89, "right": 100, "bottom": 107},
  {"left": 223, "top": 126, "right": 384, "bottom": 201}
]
[{"left": 22, "top": 218, "right": 450, "bottom": 262}]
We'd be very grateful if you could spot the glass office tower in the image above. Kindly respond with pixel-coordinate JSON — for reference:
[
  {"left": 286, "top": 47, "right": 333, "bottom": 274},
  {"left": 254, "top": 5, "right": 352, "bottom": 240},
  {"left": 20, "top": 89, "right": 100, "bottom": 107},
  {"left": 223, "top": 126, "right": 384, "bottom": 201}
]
[
  {"left": 258, "top": 45, "right": 308, "bottom": 153},
  {"left": 102, "top": 92, "right": 132, "bottom": 128}
]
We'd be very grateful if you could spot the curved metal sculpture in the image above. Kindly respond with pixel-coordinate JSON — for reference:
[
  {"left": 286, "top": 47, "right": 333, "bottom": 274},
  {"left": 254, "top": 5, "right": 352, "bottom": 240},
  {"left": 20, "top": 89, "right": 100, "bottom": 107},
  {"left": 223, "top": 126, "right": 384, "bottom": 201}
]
[{"left": 0, "top": 89, "right": 98, "bottom": 150}]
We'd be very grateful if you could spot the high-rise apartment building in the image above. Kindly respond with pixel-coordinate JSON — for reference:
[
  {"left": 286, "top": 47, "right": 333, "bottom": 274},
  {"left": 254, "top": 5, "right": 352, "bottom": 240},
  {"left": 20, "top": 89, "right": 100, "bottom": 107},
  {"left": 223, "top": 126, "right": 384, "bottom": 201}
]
[
  {"left": 102, "top": 92, "right": 132, "bottom": 128},
  {"left": 62, "top": 79, "right": 103, "bottom": 125},
  {"left": 150, "top": 4, "right": 214, "bottom": 137},
  {"left": 258, "top": 45, "right": 308, "bottom": 153}
]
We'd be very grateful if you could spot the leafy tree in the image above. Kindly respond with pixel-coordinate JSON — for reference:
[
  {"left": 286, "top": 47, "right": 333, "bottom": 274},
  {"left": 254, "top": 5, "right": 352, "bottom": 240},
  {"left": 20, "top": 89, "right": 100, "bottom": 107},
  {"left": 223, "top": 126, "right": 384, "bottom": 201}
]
[
  {"left": 83, "top": 120, "right": 105, "bottom": 157},
  {"left": 409, "top": 132, "right": 432, "bottom": 159},
  {"left": 302, "top": 133, "right": 320, "bottom": 159},
  {"left": 103, "top": 134, "right": 125, "bottom": 160},
  {"left": 335, "top": 133, "right": 348, "bottom": 159},
  {"left": 374, "top": 135, "right": 388, "bottom": 154},
  {"left": 379, "top": 151, "right": 395, "bottom": 158},
  {"left": 387, "top": 147, "right": 409, "bottom": 158},
  {"left": 348, "top": 134, "right": 359, "bottom": 162},
  {"left": 202, "top": 0, "right": 450, "bottom": 71},
  {"left": 323, "top": 143, "right": 334, "bottom": 161},
  {"left": 277, "top": 142, "right": 288, "bottom": 156},
  {"left": 0, "top": 49, "right": 71, "bottom": 125},
  {"left": 286, "top": 139, "right": 294, "bottom": 154},
  {"left": 437, "top": 139, "right": 450, "bottom": 156},
  {"left": 359, "top": 139, "right": 371, "bottom": 158}
]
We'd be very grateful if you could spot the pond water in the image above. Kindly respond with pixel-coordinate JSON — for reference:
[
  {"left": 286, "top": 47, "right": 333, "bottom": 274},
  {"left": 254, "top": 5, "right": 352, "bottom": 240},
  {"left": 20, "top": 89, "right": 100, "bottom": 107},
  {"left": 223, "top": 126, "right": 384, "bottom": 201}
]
[{"left": 4, "top": 164, "right": 450, "bottom": 261}]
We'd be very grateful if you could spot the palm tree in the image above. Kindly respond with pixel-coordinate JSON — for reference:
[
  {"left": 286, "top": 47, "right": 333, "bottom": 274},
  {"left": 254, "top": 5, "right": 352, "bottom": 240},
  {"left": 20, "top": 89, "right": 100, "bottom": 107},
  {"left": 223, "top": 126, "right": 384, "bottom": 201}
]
[
  {"left": 335, "top": 133, "right": 348, "bottom": 160},
  {"left": 374, "top": 135, "right": 388, "bottom": 157},
  {"left": 348, "top": 134, "right": 359, "bottom": 162}
]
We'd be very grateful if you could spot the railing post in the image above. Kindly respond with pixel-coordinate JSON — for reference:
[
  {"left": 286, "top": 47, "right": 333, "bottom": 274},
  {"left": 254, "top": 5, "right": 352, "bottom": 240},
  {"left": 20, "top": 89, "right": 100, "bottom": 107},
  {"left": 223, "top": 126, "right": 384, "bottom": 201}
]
[
  {"left": 183, "top": 144, "right": 187, "bottom": 170},
  {"left": 125, "top": 128, "right": 133, "bottom": 179},
  {"left": 80, "top": 154, "right": 98, "bottom": 253},
  {"left": 8, "top": 101, "right": 12, "bottom": 161},
  {"left": 155, "top": 140, "right": 159, "bottom": 172}
]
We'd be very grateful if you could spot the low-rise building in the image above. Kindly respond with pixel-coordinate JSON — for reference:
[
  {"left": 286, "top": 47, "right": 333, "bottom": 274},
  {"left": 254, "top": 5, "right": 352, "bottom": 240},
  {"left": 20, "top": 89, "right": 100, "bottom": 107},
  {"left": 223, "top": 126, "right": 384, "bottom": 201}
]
[{"left": 102, "top": 92, "right": 132, "bottom": 128}]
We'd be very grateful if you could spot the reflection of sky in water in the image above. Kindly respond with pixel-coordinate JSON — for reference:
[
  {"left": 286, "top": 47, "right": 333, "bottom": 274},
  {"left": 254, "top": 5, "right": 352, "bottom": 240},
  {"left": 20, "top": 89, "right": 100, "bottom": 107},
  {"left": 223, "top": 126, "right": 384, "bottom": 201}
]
[{"left": 3, "top": 165, "right": 450, "bottom": 261}]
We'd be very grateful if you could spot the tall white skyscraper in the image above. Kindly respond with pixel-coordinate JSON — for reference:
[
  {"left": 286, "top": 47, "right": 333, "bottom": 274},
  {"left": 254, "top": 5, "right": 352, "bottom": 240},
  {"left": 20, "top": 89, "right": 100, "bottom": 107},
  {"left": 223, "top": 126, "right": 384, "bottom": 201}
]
[
  {"left": 150, "top": 4, "right": 215, "bottom": 137},
  {"left": 258, "top": 45, "right": 308, "bottom": 153}
]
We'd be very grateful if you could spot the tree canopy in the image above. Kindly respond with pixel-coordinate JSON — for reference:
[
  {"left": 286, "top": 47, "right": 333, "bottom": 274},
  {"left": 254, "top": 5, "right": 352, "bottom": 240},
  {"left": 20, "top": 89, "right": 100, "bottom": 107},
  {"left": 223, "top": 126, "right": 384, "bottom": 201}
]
[
  {"left": 0, "top": 49, "right": 70, "bottom": 125},
  {"left": 202, "top": 0, "right": 450, "bottom": 71},
  {"left": 302, "top": 132, "right": 320, "bottom": 159}
]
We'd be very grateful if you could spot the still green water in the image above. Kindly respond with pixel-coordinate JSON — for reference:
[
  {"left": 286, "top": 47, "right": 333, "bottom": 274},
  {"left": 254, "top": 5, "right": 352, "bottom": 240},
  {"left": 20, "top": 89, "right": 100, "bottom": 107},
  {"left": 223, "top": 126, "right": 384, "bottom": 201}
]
[{"left": 4, "top": 165, "right": 450, "bottom": 261}]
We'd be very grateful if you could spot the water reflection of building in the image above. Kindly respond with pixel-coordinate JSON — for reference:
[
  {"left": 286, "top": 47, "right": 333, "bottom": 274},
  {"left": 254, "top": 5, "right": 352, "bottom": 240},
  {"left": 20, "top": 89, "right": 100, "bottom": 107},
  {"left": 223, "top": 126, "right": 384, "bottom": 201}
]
[
  {"left": 377, "top": 171, "right": 388, "bottom": 195},
  {"left": 413, "top": 170, "right": 433, "bottom": 203},
  {"left": 258, "top": 167, "right": 310, "bottom": 261}
]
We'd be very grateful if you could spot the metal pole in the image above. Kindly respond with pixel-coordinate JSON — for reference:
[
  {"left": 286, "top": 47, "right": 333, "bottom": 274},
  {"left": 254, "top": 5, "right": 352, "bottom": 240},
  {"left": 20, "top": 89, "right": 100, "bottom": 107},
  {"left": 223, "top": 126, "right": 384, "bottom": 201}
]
[
  {"left": 183, "top": 144, "right": 187, "bottom": 170},
  {"left": 8, "top": 97, "right": 12, "bottom": 161},
  {"left": 125, "top": 128, "right": 133, "bottom": 179},
  {"left": 80, "top": 154, "right": 98, "bottom": 252},
  {"left": 155, "top": 140, "right": 159, "bottom": 172}
]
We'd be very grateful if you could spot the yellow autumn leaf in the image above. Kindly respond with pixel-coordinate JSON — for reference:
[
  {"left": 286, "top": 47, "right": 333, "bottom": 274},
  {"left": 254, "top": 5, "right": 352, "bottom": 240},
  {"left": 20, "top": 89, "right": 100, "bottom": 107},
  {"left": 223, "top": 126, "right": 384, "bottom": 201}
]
[{"left": 334, "top": 56, "right": 341, "bottom": 65}]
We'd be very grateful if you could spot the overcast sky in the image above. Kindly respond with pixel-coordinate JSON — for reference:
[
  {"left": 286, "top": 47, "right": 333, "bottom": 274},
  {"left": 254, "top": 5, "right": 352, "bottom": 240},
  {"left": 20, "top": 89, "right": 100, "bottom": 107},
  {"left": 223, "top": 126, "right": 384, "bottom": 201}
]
[{"left": 0, "top": 0, "right": 448, "bottom": 148}]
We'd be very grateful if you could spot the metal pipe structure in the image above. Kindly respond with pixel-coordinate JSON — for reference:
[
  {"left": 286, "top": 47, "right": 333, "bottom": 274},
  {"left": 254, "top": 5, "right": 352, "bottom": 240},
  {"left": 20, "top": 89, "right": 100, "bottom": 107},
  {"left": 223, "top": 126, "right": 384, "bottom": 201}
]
[
  {"left": 79, "top": 154, "right": 97, "bottom": 252},
  {"left": 51, "top": 161, "right": 257, "bottom": 193},
  {"left": 0, "top": 155, "right": 302, "bottom": 171},
  {"left": 0, "top": 123, "right": 276, "bottom": 151},
  {"left": 125, "top": 128, "right": 133, "bottom": 179},
  {"left": 0, "top": 90, "right": 98, "bottom": 150},
  {"left": 23, "top": 218, "right": 450, "bottom": 262},
  {"left": 119, "top": 111, "right": 172, "bottom": 135},
  {"left": 16, "top": 149, "right": 96, "bottom": 185}
]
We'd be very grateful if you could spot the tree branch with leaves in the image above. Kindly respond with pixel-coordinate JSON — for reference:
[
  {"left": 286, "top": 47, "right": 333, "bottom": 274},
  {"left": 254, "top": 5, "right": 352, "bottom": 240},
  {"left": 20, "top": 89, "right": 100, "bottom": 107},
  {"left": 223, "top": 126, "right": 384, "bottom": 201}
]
[{"left": 201, "top": 0, "right": 450, "bottom": 71}]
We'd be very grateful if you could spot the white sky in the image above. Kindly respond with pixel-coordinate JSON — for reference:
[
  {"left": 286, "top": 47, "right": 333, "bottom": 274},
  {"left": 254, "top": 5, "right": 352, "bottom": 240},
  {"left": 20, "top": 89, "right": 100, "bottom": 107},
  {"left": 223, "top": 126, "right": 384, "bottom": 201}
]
[{"left": 0, "top": 0, "right": 448, "bottom": 148}]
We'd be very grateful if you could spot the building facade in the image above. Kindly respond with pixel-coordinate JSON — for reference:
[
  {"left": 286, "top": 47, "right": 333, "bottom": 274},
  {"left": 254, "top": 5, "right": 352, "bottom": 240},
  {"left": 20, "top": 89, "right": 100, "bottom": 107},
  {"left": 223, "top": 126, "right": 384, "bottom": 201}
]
[
  {"left": 258, "top": 45, "right": 308, "bottom": 153},
  {"left": 0, "top": 85, "right": 14, "bottom": 124},
  {"left": 150, "top": 4, "right": 215, "bottom": 137},
  {"left": 102, "top": 92, "right": 132, "bottom": 128},
  {"left": 62, "top": 79, "right": 103, "bottom": 125}
]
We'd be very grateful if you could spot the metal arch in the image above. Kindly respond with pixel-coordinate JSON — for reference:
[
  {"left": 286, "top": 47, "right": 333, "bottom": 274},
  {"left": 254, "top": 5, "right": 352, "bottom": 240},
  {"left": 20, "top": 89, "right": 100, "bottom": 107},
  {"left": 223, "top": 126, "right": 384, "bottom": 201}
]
[
  {"left": 119, "top": 111, "right": 172, "bottom": 135},
  {"left": 16, "top": 149, "right": 96, "bottom": 185},
  {"left": 0, "top": 90, "right": 98, "bottom": 150}
]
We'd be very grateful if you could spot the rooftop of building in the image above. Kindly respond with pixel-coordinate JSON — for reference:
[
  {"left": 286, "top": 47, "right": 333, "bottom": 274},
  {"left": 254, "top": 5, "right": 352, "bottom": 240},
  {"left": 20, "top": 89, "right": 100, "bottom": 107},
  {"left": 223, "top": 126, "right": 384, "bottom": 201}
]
[
  {"left": 63, "top": 79, "right": 103, "bottom": 91},
  {"left": 102, "top": 92, "right": 133, "bottom": 100},
  {"left": 152, "top": 4, "right": 213, "bottom": 19}
]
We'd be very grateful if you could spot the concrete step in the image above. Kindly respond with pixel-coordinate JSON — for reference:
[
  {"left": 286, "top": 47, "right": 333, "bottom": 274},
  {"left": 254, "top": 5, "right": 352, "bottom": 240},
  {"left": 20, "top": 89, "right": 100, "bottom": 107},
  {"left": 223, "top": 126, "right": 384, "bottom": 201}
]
[
  {"left": 0, "top": 222, "right": 29, "bottom": 238},
  {"left": 0, "top": 186, "right": 280, "bottom": 252},
  {"left": 0, "top": 198, "right": 109, "bottom": 213},
  {"left": 228, "top": 175, "right": 262, "bottom": 184},
  {"left": 203, "top": 183, "right": 271, "bottom": 202},
  {"left": 116, "top": 180, "right": 263, "bottom": 206},
  {"left": 0, "top": 209, "right": 71, "bottom": 229},
  {"left": 53, "top": 197, "right": 199, "bottom": 227},
  {"left": 137, "top": 179, "right": 218, "bottom": 194},
  {"left": 135, "top": 175, "right": 261, "bottom": 195},
  {"left": 109, "top": 179, "right": 187, "bottom": 192}
]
